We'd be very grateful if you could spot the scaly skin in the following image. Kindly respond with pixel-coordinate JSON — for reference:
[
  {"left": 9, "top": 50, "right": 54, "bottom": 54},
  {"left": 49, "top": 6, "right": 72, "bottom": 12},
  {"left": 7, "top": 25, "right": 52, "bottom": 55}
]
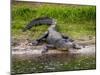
[{"left": 23, "top": 17, "right": 81, "bottom": 53}]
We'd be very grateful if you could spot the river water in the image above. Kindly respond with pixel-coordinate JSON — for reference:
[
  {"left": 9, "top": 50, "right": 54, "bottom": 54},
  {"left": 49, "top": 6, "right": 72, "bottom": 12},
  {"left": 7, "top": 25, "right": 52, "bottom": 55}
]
[{"left": 11, "top": 45, "right": 96, "bottom": 74}]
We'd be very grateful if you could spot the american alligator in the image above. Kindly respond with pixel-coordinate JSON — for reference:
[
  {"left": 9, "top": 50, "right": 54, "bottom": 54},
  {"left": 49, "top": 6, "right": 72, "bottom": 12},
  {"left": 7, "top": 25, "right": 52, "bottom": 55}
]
[{"left": 23, "top": 17, "right": 81, "bottom": 53}]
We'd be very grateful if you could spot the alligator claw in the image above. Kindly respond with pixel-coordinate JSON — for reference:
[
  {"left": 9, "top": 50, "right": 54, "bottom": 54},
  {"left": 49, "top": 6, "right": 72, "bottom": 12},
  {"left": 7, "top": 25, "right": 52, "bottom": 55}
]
[
  {"left": 32, "top": 40, "right": 38, "bottom": 46},
  {"left": 41, "top": 46, "right": 48, "bottom": 54},
  {"left": 73, "top": 44, "right": 81, "bottom": 49}
]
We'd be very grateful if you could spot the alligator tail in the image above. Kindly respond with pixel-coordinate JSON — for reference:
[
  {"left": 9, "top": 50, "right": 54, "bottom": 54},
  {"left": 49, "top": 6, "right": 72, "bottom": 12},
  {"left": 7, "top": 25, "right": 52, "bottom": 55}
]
[{"left": 23, "top": 17, "right": 56, "bottom": 32}]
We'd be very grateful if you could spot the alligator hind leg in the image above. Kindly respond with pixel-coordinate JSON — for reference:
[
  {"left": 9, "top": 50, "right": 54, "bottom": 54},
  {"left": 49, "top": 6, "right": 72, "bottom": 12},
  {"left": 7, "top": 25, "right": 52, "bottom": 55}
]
[
  {"left": 31, "top": 40, "right": 39, "bottom": 46},
  {"left": 32, "top": 31, "right": 49, "bottom": 46},
  {"left": 62, "top": 35, "right": 74, "bottom": 42}
]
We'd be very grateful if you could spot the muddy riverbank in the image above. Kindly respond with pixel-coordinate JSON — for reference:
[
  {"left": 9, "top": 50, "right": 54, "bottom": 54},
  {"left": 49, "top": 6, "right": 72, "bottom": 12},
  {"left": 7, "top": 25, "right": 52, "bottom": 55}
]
[{"left": 11, "top": 38, "right": 96, "bottom": 74}]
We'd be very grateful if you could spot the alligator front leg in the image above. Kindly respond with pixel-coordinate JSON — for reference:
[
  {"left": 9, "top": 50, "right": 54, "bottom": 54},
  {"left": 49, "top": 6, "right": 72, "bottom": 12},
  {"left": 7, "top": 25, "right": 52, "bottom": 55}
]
[
  {"left": 41, "top": 44, "right": 55, "bottom": 54},
  {"left": 41, "top": 45, "right": 48, "bottom": 54},
  {"left": 72, "top": 43, "right": 82, "bottom": 49}
]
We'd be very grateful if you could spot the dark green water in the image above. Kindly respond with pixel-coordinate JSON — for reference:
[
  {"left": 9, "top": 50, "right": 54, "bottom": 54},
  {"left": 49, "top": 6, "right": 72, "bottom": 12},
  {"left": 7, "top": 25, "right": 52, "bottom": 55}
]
[{"left": 11, "top": 53, "right": 96, "bottom": 74}]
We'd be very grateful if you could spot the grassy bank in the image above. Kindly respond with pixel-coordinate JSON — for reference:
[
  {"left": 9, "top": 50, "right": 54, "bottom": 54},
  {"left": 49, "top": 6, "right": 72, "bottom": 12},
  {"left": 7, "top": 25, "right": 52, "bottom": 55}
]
[{"left": 12, "top": 2, "right": 96, "bottom": 39}]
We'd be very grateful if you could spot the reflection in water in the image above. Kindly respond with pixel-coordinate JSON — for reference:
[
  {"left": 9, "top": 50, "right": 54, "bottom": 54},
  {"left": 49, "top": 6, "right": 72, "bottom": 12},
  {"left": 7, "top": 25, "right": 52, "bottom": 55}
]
[{"left": 12, "top": 52, "right": 96, "bottom": 74}]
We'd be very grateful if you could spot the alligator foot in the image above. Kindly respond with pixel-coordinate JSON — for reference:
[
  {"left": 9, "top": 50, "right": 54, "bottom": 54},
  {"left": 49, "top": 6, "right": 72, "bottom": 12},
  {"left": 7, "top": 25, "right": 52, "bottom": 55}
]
[
  {"left": 31, "top": 40, "right": 39, "bottom": 46},
  {"left": 41, "top": 45, "right": 48, "bottom": 54},
  {"left": 41, "top": 44, "right": 55, "bottom": 54},
  {"left": 73, "top": 43, "right": 82, "bottom": 49}
]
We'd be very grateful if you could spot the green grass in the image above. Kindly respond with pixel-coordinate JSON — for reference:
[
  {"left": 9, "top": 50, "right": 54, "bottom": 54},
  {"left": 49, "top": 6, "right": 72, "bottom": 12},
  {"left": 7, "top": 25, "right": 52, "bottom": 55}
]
[{"left": 12, "top": 2, "right": 96, "bottom": 39}]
